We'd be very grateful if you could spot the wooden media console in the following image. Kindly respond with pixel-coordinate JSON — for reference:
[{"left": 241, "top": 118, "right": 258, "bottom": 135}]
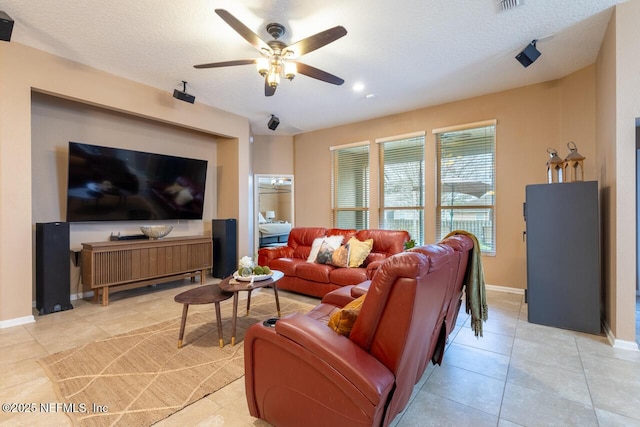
[{"left": 81, "top": 235, "right": 212, "bottom": 306}]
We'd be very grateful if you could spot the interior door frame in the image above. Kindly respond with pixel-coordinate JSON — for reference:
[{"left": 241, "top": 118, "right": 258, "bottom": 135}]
[{"left": 254, "top": 174, "right": 295, "bottom": 252}]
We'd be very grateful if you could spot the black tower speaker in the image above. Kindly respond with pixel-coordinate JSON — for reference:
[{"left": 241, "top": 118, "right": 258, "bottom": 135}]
[
  {"left": 0, "top": 11, "right": 14, "bottom": 42},
  {"left": 36, "top": 222, "right": 73, "bottom": 315},
  {"left": 212, "top": 219, "right": 237, "bottom": 279}
]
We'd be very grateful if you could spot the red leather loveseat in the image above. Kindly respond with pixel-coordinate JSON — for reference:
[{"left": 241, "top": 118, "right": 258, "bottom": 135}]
[
  {"left": 244, "top": 235, "right": 476, "bottom": 427},
  {"left": 257, "top": 227, "right": 410, "bottom": 298}
]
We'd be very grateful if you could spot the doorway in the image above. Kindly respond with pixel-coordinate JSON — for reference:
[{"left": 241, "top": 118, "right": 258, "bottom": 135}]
[{"left": 254, "top": 174, "right": 294, "bottom": 250}]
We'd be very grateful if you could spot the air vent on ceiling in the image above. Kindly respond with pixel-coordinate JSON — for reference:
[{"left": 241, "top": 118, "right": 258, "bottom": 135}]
[{"left": 499, "top": 0, "right": 521, "bottom": 10}]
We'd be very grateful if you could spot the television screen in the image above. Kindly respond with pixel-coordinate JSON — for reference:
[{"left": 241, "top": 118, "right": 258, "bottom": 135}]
[{"left": 66, "top": 142, "right": 208, "bottom": 222}]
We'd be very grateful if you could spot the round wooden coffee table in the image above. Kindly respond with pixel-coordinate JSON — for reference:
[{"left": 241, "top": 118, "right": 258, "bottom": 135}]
[
  {"left": 219, "top": 270, "right": 283, "bottom": 345},
  {"left": 174, "top": 284, "right": 233, "bottom": 348}
]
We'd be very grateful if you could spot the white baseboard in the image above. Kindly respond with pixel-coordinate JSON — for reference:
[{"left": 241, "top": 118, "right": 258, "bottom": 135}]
[
  {"left": 0, "top": 315, "right": 35, "bottom": 329},
  {"left": 31, "top": 291, "right": 95, "bottom": 308},
  {"left": 602, "top": 319, "right": 639, "bottom": 351},
  {"left": 485, "top": 284, "right": 525, "bottom": 295},
  {"left": 71, "top": 291, "right": 94, "bottom": 300}
]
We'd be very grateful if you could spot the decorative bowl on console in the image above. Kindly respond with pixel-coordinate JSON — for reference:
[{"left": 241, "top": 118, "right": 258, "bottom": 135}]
[{"left": 140, "top": 225, "right": 173, "bottom": 239}]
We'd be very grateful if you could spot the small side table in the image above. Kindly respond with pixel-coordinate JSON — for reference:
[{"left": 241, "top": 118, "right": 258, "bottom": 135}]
[
  {"left": 174, "top": 284, "right": 233, "bottom": 348},
  {"left": 219, "top": 270, "right": 283, "bottom": 345}
]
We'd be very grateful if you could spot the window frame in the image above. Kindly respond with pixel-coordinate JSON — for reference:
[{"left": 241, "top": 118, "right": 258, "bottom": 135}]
[
  {"left": 433, "top": 120, "right": 497, "bottom": 255},
  {"left": 330, "top": 141, "right": 371, "bottom": 230},
  {"left": 376, "top": 131, "right": 425, "bottom": 244}
]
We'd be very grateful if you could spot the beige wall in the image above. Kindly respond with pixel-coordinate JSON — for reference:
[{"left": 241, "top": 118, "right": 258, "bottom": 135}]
[
  {"left": 596, "top": 9, "right": 619, "bottom": 340},
  {"left": 0, "top": 42, "right": 251, "bottom": 325},
  {"left": 252, "top": 135, "right": 295, "bottom": 250},
  {"left": 30, "top": 92, "right": 219, "bottom": 296},
  {"left": 294, "top": 66, "right": 597, "bottom": 291},
  {"left": 31, "top": 93, "right": 219, "bottom": 238},
  {"left": 594, "top": 1, "right": 640, "bottom": 344},
  {"left": 252, "top": 135, "right": 294, "bottom": 175},
  {"left": 615, "top": 1, "right": 640, "bottom": 344}
]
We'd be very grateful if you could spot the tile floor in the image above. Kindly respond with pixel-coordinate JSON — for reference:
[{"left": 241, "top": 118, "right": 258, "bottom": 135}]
[{"left": 1, "top": 279, "right": 640, "bottom": 427}]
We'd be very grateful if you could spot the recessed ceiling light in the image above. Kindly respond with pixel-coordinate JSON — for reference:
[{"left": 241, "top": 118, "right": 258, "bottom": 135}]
[
  {"left": 365, "top": 93, "right": 376, "bottom": 99},
  {"left": 353, "top": 82, "right": 365, "bottom": 92}
]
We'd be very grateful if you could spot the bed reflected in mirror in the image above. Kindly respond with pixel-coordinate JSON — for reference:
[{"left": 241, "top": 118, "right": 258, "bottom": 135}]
[{"left": 254, "top": 175, "right": 294, "bottom": 249}]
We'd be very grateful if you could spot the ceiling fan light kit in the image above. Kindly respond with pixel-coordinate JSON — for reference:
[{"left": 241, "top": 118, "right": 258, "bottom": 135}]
[{"left": 195, "top": 9, "right": 347, "bottom": 96}]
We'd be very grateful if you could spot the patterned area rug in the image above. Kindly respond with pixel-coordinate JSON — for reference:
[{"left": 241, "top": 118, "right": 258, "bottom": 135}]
[{"left": 38, "top": 293, "right": 312, "bottom": 426}]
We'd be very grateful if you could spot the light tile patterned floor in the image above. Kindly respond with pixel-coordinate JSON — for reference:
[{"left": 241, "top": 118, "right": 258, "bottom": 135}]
[{"left": 1, "top": 279, "right": 639, "bottom": 426}]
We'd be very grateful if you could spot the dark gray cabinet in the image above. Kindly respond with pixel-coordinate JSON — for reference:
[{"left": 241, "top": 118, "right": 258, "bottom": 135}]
[{"left": 524, "top": 181, "right": 601, "bottom": 334}]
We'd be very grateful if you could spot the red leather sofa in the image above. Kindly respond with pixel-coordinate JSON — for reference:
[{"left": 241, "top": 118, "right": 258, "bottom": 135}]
[
  {"left": 244, "top": 235, "right": 475, "bottom": 427},
  {"left": 257, "top": 227, "right": 410, "bottom": 298}
]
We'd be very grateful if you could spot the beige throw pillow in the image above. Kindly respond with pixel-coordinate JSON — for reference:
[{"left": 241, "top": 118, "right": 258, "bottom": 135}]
[{"left": 347, "top": 237, "right": 373, "bottom": 268}]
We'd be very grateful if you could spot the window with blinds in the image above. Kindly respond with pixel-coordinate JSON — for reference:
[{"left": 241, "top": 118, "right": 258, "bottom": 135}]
[
  {"left": 378, "top": 133, "right": 425, "bottom": 244},
  {"left": 331, "top": 143, "right": 370, "bottom": 230},
  {"left": 434, "top": 121, "right": 496, "bottom": 254}
]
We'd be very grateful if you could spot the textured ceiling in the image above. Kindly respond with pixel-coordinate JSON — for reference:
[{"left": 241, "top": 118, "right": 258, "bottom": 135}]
[{"left": 1, "top": 0, "right": 626, "bottom": 135}]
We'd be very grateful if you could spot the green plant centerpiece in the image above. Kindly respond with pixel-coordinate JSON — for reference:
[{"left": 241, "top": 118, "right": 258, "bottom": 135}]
[
  {"left": 238, "top": 256, "right": 272, "bottom": 277},
  {"left": 404, "top": 239, "right": 416, "bottom": 251}
]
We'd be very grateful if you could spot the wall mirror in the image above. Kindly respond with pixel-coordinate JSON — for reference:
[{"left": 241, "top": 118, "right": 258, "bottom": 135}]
[{"left": 254, "top": 174, "right": 294, "bottom": 250}]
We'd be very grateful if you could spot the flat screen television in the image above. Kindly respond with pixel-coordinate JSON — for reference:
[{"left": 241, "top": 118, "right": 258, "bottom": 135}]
[{"left": 66, "top": 142, "right": 208, "bottom": 222}]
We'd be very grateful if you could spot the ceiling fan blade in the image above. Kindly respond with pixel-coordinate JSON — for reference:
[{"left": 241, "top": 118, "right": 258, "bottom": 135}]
[
  {"left": 286, "top": 26, "right": 347, "bottom": 57},
  {"left": 194, "top": 59, "right": 256, "bottom": 69},
  {"left": 295, "top": 62, "right": 344, "bottom": 85},
  {"left": 215, "top": 9, "right": 271, "bottom": 53},
  {"left": 264, "top": 77, "right": 276, "bottom": 97}
]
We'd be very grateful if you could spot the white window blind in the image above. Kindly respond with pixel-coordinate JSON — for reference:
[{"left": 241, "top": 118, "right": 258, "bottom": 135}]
[
  {"left": 434, "top": 122, "right": 496, "bottom": 254},
  {"left": 378, "top": 133, "right": 425, "bottom": 244},
  {"left": 331, "top": 143, "right": 370, "bottom": 230}
]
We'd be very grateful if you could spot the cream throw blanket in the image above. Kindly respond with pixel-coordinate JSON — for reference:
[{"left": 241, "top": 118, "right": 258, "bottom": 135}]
[{"left": 444, "top": 230, "right": 488, "bottom": 337}]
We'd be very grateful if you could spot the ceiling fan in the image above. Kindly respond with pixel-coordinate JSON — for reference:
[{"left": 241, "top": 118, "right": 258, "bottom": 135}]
[{"left": 194, "top": 9, "right": 347, "bottom": 96}]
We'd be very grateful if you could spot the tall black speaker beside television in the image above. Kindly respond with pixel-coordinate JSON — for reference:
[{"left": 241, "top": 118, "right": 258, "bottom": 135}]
[
  {"left": 212, "top": 219, "right": 237, "bottom": 278},
  {"left": 36, "top": 222, "right": 73, "bottom": 315}
]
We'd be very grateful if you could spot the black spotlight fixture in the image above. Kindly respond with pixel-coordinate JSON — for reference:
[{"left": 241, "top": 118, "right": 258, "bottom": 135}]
[
  {"left": 515, "top": 40, "right": 541, "bottom": 68},
  {"left": 173, "top": 80, "right": 195, "bottom": 104},
  {"left": 0, "top": 11, "right": 14, "bottom": 42},
  {"left": 268, "top": 115, "right": 280, "bottom": 131}
]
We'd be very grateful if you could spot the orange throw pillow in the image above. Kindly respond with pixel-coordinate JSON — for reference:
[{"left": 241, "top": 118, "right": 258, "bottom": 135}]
[
  {"left": 330, "top": 243, "right": 350, "bottom": 267},
  {"left": 328, "top": 295, "right": 366, "bottom": 337}
]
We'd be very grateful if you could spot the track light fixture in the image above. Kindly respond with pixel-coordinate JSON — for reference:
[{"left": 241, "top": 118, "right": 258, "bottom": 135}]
[
  {"left": 515, "top": 40, "right": 541, "bottom": 68},
  {"left": 268, "top": 115, "right": 280, "bottom": 131},
  {"left": 173, "top": 80, "right": 195, "bottom": 104}
]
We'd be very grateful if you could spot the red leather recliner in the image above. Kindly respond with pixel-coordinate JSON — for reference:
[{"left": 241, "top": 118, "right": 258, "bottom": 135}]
[
  {"left": 244, "top": 245, "right": 456, "bottom": 427},
  {"left": 437, "top": 235, "right": 474, "bottom": 338}
]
